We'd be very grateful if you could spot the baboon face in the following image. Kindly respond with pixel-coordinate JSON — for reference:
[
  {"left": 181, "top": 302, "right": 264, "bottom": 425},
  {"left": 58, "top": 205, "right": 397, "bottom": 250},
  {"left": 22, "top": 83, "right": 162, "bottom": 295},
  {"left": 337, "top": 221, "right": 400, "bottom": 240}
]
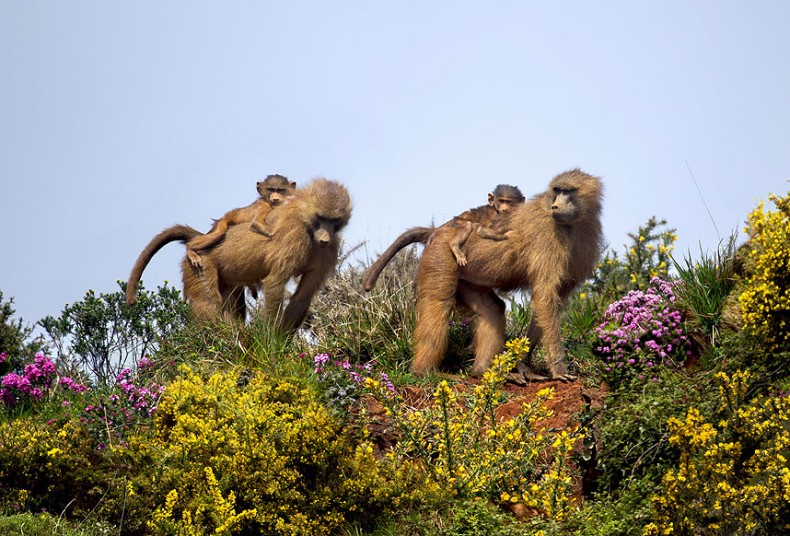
[
  {"left": 257, "top": 174, "right": 296, "bottom": 207},
  {"left": 300, "top": 179, "right": 352, "bottom": 247},
  {"left": 546, "top": 172, "right": 602, "bottom": 226},
  {"left": 488, "top": 184, "right": 525, "bottom": 213},
  {"left": 308, "top": 216, "right": 346, "bottom": 246}
]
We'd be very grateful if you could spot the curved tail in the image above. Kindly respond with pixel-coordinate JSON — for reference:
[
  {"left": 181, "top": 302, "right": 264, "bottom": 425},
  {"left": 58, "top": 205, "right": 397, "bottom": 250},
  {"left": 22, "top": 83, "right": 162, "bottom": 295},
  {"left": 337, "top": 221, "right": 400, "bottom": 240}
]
[
  {"left": 362, "top": 226, "right": 434, "bottom": 291},
  {"left": 126, "top": 224, "right": 202, "bottom": 305}
]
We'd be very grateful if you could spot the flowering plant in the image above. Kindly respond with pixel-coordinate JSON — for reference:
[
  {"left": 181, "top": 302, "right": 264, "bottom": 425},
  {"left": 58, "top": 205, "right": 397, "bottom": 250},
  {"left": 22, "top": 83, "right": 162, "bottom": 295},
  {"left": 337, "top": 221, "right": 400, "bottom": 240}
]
[
  {"left": 312, "top": 353, "right": 394, "bottom": 413},
  {"left": 594, "top": 277, "right": 692, "bottom": 388}
]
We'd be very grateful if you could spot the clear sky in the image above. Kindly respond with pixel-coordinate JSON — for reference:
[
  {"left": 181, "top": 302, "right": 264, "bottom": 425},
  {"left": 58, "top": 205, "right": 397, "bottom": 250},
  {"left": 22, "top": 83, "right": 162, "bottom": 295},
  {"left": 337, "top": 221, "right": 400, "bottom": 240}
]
[{"left": 2, "top": 1, "right": 789, "bottom": 326}]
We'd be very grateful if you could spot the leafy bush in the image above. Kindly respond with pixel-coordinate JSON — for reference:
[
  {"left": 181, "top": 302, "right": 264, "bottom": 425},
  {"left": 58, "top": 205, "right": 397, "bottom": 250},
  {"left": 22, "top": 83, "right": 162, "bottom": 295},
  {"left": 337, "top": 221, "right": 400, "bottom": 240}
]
[
  {"left": 644, "top": 370, "right": 790, "bottom": 535},
  {"left": 592, "top": 369, "right": 718, "bottom": 493},
  {"left": 39, "top": 281, "right": 188, "bottom": 388},
  {"left": 364, "top": 339, "right": 581, "bottom": 521},
  {"left": 593, "top": 278, "right": 693, "bottom": 389},
  {"left": 587, "top": 217, "right": 677, "bottom": 305},
  {"left": 0, "top": 290, "right": 46, "bottom": 368},
  {"left": 738, "top": 190, "right": 790, "bottom": 354}
]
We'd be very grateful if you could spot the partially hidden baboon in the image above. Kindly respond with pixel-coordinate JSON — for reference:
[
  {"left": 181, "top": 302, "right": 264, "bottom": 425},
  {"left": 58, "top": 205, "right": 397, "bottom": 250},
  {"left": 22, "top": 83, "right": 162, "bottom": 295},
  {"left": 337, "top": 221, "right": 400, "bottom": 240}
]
[
  {"left": 410, "top": 169, "right": 603, "bottom": 382},
  {"left": 362, "top": 184, "right": 525, "bottom": 291},
  {"left": 126, "top": 178, "right": 351, "bottom": 330},
  {"left": 186, "top": 174, "right": 297, "bottom": 268}
]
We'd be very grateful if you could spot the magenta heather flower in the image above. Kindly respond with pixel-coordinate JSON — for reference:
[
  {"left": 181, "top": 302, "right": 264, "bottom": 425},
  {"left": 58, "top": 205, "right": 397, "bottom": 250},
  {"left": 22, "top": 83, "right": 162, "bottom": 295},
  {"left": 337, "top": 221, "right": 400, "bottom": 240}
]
[{"left": 594, "top": 277, "right": 692, "bottom": 388}]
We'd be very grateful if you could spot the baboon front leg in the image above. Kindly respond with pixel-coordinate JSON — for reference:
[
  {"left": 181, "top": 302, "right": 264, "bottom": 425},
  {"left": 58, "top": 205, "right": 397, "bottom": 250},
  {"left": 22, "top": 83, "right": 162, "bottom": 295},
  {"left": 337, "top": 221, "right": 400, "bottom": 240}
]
[
  {"left": 525, "top": 290, "right": 576, "bottom": 382},
  {"left": 281, "top": 268, "right": 329, "bottom": 332},
  {"left": 457, "top": 283, "right": 506, "bottom": 377},
  {"left": 261, "top": 274, "right": 290, "bottom": 326}
]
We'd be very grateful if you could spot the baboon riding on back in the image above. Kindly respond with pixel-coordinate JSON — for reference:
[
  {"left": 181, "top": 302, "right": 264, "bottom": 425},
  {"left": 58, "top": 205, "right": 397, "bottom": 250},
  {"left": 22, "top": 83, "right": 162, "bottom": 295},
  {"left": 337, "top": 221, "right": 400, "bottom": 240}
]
[
  {"left": 368, "top": 169, "right": 604, "bottom": 382},
  {"left": 126, "top": 178, "right": 352, "bottom": 330}
]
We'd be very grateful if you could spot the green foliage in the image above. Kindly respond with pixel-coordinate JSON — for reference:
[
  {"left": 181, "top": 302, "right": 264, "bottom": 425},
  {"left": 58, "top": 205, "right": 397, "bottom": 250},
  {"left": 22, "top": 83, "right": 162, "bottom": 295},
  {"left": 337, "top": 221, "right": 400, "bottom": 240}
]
[
  {"left": 644, "top": 370, "right": 790, "bottom": 535},
  {"left": 0, "top": 416, "right": 100, "bottom": 517},
  {"left": 444, "top": 500, "right": 523, "bottom": 536},
  {"left": 0, "top": 290, "right": 46, "bottom": 369},
  {"left": 672, "top": 235, "right": 740, "bottom": 348},
  {"left": 738, "top": 190, "right": 790, "bottom": 354},
  {"left": 39, "top": 281, "right": 189, "bottom": 387},
  {"left": 587, "top": 216, "right": 677, "bottom": 305},
  {"left": 559, "top": 477, "right": 657, "bottom": 536},
  {"left": 592, "top": 369, "right": 718, "bottom": 492}
]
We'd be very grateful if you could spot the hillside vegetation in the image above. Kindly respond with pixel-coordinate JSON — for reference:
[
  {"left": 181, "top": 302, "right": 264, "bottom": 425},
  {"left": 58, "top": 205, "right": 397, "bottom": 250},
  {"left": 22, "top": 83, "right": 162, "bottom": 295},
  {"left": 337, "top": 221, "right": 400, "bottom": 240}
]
[{"left": 0, "top": 190, "right": 788, "bottom": 535}]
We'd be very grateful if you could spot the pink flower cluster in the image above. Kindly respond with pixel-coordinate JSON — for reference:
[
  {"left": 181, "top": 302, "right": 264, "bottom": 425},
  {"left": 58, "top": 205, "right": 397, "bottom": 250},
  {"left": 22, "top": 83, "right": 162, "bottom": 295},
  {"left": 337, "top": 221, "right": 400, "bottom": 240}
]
[
  {"left": 81, "top": 368, "right": 164, "bottom": 449},
  {"left": 313, "top": 353, "right": 395, "bottom": 393},
  {"left": 594, "top": 278, "right": 692, "bottom": 387},
  {"left": 1, "top": 353, "right": 57, "bottom": 407}
]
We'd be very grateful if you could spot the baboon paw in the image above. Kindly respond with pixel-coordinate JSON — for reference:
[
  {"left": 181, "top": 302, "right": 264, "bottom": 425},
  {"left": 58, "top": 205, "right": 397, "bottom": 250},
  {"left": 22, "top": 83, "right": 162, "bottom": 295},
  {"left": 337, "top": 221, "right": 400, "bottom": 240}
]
[
  {"left": 549, "top": 373, "right": 578, "bottom": 382},
  {"left": 506, "top": 372, "right": 528, "bottom": 386},
  {"left": 456, "top": 255, "right": 468, "bottom": 267},
  {"left": 186, "top": 251, "right": 203, "bottom": 269}
]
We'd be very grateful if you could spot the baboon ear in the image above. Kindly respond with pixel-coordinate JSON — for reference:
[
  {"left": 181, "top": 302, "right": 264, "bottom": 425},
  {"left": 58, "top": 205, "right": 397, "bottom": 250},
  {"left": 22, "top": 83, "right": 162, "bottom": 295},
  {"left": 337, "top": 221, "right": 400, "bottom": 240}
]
[
  {"left": 290, "top": 181, "right": 297, "bottom": 189},
  {"left": 488, "top": 192, "right": 495, "bottom": 205}
]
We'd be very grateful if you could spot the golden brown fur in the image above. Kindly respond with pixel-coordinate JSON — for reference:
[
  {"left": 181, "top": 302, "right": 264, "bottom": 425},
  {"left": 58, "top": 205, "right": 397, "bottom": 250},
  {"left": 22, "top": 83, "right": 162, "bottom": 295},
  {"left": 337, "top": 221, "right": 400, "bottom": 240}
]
[
  {"left": 186, "top": 174, "right": 296, "bottom": 267},
  {"left": 362, "top": 184, "right": 524, "bottom": 291},
  {"left": 412, "top": 169, "right": 604, "bottom": 381},
  {"left": 126, "top": 178, "right": 351, "bottom": 330}
]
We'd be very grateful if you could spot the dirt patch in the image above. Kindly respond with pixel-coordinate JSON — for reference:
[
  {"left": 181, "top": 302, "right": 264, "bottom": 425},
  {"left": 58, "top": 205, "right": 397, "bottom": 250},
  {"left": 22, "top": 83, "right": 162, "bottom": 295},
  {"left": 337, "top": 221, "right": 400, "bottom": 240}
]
[{"left": 363, "top": 377, "right": 607, "bottom": 456}]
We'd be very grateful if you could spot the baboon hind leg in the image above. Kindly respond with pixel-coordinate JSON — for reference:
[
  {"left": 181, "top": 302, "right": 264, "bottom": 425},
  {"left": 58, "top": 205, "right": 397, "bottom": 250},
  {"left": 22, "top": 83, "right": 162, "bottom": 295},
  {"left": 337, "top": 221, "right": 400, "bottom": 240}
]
[
  {"left": 182, "top": 260, "right": 224, "bottom": 321},
  {"left": 457, "top": 283, "right": 506, "bottom": 377},
  {"left": 412, "top": 253, "right": 459, "bottom": 376}
]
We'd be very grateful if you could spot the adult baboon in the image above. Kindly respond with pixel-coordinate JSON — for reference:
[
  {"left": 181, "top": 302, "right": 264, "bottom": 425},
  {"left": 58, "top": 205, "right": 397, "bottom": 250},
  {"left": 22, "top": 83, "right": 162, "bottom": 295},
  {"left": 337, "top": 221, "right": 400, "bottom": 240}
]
[
  {"left": 186, "top": 174, "right": 297, "bottom": 268},
  {"left": 362, "top": 184, "right": 525, "bottom": 291},
  {"left": 412, "top": 169, "right": 604, "bottom": 381},
  {"left": 126, "top": 178, "right": 351, "bottom": 330}
]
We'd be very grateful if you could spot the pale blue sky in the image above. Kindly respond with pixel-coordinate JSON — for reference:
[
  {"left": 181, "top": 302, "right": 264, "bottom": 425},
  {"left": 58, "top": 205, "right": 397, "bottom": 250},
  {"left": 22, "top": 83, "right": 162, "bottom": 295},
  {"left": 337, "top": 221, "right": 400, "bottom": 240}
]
[{"left": 2, "top": 1, "right": 789, "bottom": 325}]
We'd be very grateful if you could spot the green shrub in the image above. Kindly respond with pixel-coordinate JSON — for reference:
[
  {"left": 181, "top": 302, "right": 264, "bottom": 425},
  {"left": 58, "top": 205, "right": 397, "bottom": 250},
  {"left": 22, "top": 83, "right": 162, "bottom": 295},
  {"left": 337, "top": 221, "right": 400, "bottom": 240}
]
[
  {"left": 39, "top": 281, "right": 189, "bottom": 387},
  {"left": 0, "top": 290, "right": 46, "bottom": 369},
  {"left": 644, "top": 370, "right": 790, "bottom": 535},
  {"left": 592, "top": 369, "right": 718, "bottom": 493}
]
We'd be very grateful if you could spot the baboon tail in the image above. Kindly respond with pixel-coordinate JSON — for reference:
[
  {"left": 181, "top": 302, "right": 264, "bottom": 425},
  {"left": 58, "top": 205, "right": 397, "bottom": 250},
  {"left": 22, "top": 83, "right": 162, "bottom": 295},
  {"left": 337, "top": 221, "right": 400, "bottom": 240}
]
[
  {"left": 126, "top": 224, "right": 202, "bottom": 305},
  {"left": 362, "top": 226, "right": 434, "bottom": 291}
]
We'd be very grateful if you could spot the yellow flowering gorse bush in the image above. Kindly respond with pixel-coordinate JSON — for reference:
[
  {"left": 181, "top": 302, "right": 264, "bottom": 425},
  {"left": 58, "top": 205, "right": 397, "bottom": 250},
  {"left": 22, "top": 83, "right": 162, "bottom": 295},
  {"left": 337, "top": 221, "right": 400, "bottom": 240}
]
[
  {"left": 739, "top": 190, "right": 790, "bottom": 351},
  {"left": 127, "top": 364, "right": 400, "bottom": 536},
  {"left": 365, "top": 338, "right": 581, "bottom": 521},
  {"left": 644, "top": 370, "right": 790, "bottom": 535}
]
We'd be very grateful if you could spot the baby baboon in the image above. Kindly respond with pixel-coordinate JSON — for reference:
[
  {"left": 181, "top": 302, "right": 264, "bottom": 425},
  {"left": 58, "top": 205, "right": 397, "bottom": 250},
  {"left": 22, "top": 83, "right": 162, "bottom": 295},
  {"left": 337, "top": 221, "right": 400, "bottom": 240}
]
[
  {"left": 445, "top": 184, "right": 525, "bottom": 266},
  {"left": 185, "top": 174, "right": 296, "bottom": 268},
  {"left": 362, "top": 184, "right": 525, "bottom": 291},
  {"left": 411, "top": 170, "right": 604, "bottom": 382},
  {"left": 126, "top": 178, "right": 351, "bottom": 329}
]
